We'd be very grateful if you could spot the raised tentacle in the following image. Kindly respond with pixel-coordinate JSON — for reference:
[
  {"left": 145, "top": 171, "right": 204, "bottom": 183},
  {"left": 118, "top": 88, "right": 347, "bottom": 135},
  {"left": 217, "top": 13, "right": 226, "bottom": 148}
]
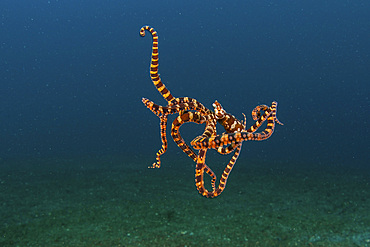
[{"left": 140, "top": 26, "right": 176, "bottom": 104}]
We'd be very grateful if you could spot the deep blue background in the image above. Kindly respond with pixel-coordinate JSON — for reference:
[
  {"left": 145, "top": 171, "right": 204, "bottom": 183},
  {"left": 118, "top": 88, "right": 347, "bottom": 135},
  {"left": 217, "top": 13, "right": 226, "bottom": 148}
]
[{"left": 0, "top": 0, "right": 369, "bottom": 168}]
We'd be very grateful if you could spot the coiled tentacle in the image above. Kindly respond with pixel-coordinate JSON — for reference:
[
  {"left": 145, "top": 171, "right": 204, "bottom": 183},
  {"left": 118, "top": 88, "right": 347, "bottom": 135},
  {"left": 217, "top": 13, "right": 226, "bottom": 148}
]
[
  {"left": 192, "top": 102, "right": 283, "bottom": 150},
  {"left": 195, "top": 143, "right": 243, "bottom": 198},
  {"left": 193, "top": 101, "right": 283, "bottom": 198}
]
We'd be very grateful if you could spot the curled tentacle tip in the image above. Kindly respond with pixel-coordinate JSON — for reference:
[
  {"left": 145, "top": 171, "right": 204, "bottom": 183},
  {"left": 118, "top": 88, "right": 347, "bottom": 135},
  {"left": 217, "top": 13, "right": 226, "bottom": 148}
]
[{"left": 139, "top": 26, "right": 148, "bottom": 37}]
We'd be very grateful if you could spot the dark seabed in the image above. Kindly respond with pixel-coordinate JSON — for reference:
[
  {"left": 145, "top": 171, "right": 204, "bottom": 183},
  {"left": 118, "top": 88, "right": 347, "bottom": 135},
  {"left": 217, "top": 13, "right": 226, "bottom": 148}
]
[
  {"left": 0, "top": 156, "right": 369, "bottom": 246},
  {"left": 0, "top": 0, "right": 369, "bottom": 246}
]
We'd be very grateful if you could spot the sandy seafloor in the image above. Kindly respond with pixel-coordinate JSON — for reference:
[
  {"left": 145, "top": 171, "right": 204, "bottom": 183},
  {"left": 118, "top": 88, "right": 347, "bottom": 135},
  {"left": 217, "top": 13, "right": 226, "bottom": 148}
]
[{"left": 0, "top": 155, "right": 369, "bottom": 247}]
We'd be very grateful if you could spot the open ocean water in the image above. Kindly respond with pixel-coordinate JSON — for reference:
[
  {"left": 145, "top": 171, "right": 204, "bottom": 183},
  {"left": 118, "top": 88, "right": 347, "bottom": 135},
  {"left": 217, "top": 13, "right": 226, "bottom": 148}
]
[{"left": 0, "top": 0, "right": 369, "bottom": 246}]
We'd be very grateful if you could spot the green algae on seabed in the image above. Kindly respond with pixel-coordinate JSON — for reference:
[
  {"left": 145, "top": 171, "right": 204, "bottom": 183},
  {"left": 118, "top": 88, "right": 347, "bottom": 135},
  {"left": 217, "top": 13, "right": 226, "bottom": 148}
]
[{"left": 0, "top": 156, "right": 369, "bottom": 246}]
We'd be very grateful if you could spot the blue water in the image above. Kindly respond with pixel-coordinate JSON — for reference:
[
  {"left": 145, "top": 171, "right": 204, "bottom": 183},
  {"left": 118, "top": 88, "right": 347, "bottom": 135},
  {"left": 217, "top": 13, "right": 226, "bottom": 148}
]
[{"left": 0, "top": 0, "right": 369, "bottom": 168}]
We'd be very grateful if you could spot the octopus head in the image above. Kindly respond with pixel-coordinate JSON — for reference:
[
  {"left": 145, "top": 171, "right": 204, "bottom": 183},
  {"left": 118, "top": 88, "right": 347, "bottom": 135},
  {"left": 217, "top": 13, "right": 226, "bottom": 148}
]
[{"left": 212, "top": 100, "right": 226, "bottom": 119}]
